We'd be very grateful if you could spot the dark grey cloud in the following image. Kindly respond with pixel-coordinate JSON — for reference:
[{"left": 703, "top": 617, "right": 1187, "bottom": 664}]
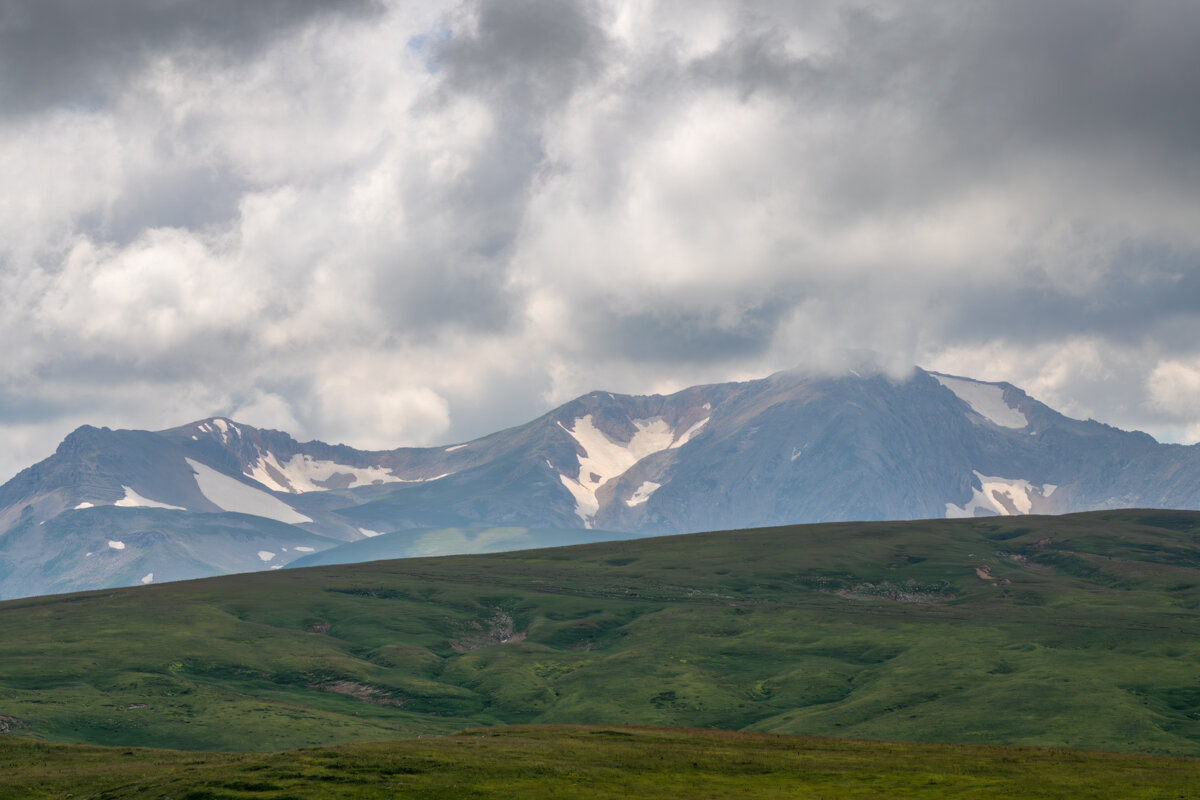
[
  {"left": 83, "top": 163, "right": 246, "bottom": 243},
  {"left": 436, "top": 0, "right": 607, "bottom": 113},
  {"left": 373, "top": 249, "right": 515, "bottom": 341},
  {"left": 0, "top": 0, "right": 383, "bottom": 118},
  {"left": 660, "top": 1, "right": 1200, "bottom": 221},
  {"left": 580, "top": 296, "right": 794, "bottom": 365},
  {"left": 933, "top": 242, "right": 1200, "bottom": 349},
  {"left": 941, "top": 2, "right": 1200, "bottom": 161}
]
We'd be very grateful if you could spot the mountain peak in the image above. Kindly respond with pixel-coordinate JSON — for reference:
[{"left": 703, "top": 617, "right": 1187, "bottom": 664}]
[
  {"left": 4, "top": 363, "right": 1200, "bottom": 601},
  {"left": 164, "top": 417, "right": 264, "bottom": 447},
  {"left": 769, "top": 352, "right": 918, "bottom": 385}
]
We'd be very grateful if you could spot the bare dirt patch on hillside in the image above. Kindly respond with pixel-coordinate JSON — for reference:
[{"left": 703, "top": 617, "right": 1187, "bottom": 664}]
[
  {"left": 309, "top": 680, "right": 406, "bottom": 707},
  {"left": 451, "top": 611, "right": 527, "bottom": 652},
  {"left": 0, "top": 715, "right": 25, "bottom": 732}
]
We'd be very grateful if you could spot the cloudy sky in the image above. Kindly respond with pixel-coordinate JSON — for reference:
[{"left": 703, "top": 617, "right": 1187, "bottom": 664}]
[{"left": 2, "top": 0, "right": 1199, "bottom": 480}]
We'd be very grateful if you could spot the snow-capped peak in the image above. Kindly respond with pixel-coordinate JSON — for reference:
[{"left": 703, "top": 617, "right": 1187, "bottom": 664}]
[{"left": 192, "top": 417, "right": 242, "bottom": 445}]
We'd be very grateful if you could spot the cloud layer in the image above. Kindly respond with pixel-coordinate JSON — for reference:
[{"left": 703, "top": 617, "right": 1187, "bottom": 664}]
[{"left": 2, "top": 0, "right": 1199, "bottom": 478}]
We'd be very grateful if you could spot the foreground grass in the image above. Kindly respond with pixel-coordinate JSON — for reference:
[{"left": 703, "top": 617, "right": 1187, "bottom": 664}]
[
  {"left": 1, "top": 725, "right": 1196, "bottom": 799},
  {"left": 2, "top": 510, "right": 1200, "bottom": 753}
]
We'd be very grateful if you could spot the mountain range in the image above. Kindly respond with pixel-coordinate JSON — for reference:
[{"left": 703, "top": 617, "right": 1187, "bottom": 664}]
[{"left": 4, "top": 362, "right": 1200, "bottom": 599}]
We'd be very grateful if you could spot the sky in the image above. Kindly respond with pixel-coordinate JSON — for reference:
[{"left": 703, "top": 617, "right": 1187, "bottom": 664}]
[{"left": 2, "top": 0, "right": 1200, "bottom": 481}]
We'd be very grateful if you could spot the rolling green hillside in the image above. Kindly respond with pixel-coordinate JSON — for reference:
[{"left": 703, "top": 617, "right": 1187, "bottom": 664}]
[{"left": 1, "top": 510, "right": 1199, "bottom": 754}]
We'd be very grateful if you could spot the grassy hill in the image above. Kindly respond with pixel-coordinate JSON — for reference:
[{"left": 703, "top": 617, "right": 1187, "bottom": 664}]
[
  {"left": 2, "top": 725, "right": 1196, "bottom": 799},
  {"left": 1, "top": 510, "right": 1200, "bottom": 754}
]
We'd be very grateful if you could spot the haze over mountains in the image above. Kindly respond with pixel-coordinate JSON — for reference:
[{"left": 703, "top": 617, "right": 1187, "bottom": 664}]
[{"left": 4, "top": 362, "right": 1200, "bottom": 600}]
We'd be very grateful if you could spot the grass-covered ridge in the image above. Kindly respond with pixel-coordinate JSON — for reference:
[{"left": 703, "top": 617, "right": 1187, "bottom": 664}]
[
  {"left": 2, "top": 509, "right": 1200, "bottom": 754},
  {"left": 3, "top": 725, "right": 1196, "bottom": 799}
]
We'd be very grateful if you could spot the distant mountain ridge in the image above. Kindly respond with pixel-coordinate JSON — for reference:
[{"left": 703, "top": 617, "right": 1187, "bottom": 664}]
[{"left": 3, "top": 363, "right": 1200, "bottom": 599}]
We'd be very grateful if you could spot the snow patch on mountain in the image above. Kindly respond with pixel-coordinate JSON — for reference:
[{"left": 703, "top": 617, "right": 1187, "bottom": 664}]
[
  {"left": 108, "top": 540, "right": 125, "bottom": 550},
  {"left": 257, "top": 550, "right": 275, "bottom": 562},
  {"left": 672, "top": 418, "right": 709, "bottom": 448},
  {"left": 245, "top": 452, "right": 386, "bottom": 493},
  {"left": 626, "top": 481, "right": 661, "bottom": 507},
  {"left": 445, "top": 444, "right": 468, "bottom": 452},
  {"left": 933, "top": 374, "right": 1028, "bottom": 429},
  {"left": 557, "top": 414, "right": 706, "bottom": 525},
  {"left": 358, "top": 527, "right": 384, "bottom": 538},
  {"left": 185, "top": 458, "right": 313, "bottom": 524},
  {"left": 946, "top": 471, "right": 1056, "bottom": 518},
  {"left": 114, "top": 486, "right": 186, "bottom": 511},
  {"left": 245, "top": 451, "right": 441, "bottom": 493},
  {"left": 192, "top": 418, "right": 245, "bottom": 446},
  {"left": 73, "top": 502, "right": 94, "bottom": 509},
  {"left": 140, "top": 573, "right": 154, "bottom": 584}
]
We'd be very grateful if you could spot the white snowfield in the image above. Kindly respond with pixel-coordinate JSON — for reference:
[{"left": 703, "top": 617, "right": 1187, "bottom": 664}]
[
  {"left": 73, "top": 501, "right": 94, "bottom": 509},
  {"left": 557, "top": 413, "right": 709, "bottom": 525},
  {"left": 933, "top": 374, "right": 1028, "bottom": 429},
  {"left": 185, "top": 458, "right": 313, "bottom": 524},
  {"left": 945, "top": 471, "right": 1057, "bottom": 518},
  {"left": 673, "top": 417, "right": 709, "bottom": 447},
  {"left": 293, "top": 546, "right": 316, "bottom": 552},
  {"left": 257, "top": 550, "right": 275, "bottom": 562},
  {"left": 358, "top": 527, "right": 384, "bottom": 538},
  {"left": 140, "top": 573, "right": 154, "bottom": 584},
  {"left": 108, "top": 540, "right": 125, "bottom": 550},
  {"left": 626, "top": 481, "right": 662, "bottom": 507},
  {"left": 244, "top": 450, "right": 411, "bottom": 494},
  {"left": 114, "top": 486, "right": 186, "bottom": 511}
]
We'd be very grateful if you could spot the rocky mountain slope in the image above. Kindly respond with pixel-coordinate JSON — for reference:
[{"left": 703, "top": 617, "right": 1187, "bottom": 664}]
[{"left": 3, "top": 363, "right": 1200, "bottom": 599}]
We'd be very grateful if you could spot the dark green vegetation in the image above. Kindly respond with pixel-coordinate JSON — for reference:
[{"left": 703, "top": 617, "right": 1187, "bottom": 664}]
[
  {"left": 2, "top": 510, "right": 1200, "bottom": 755},
  {"left": 2, "top": 725, "right": 1196, "bottom": 799}
]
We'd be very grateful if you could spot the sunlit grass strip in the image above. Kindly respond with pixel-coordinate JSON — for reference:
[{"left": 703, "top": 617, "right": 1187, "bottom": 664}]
[{"left": 1, "top": 725, "right": 1196, "bottom": 799}]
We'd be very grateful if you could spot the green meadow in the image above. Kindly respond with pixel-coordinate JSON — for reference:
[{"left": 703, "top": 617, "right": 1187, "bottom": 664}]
[
  {"left": 1, "top": 509, "right": 1199, "bottom": 763},
  {"left": 2, "top": 725, "right": 1196, "bottom": 799}
]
